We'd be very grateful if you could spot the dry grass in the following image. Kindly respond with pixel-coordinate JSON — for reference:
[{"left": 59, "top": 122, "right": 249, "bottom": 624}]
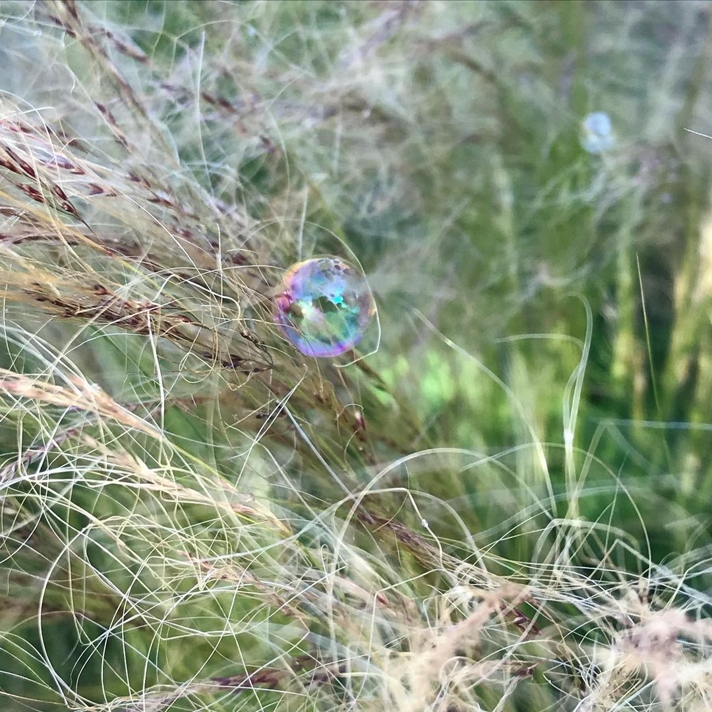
[{"left": 0, "top": 1, "right": 711, "bottom": 711}]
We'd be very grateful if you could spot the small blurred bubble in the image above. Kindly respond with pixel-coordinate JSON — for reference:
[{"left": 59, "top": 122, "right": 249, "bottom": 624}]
[{"left": 581, "top": 112, "right": 615, "bottom": 154}]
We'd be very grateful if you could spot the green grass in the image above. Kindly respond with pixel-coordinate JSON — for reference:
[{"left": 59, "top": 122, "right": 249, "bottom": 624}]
[{"left": 1, "top": 0, "right": 712, "bottom": 710}]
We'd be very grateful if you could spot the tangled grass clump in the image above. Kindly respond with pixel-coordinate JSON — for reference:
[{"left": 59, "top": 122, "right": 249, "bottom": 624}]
[{"left": 2, "top": 1, "right": 712, "bottom": 710}]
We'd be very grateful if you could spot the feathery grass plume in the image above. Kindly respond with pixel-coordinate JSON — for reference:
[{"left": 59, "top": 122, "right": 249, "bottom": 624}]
[{"left": 1, "top": 1, "right": 712, "bottom": 710}]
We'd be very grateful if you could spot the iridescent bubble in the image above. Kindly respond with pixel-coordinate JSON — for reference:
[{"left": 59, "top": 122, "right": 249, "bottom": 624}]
[
  {"left": 274, "top": 257, "right": 375, "bottom": 358},
  {"left": 580, "top": 111, "right": 614, "bottom": 154}
]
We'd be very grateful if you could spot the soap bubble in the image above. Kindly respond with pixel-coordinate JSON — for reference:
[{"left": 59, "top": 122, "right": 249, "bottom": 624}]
[
  {"left": 580, "top": 112, "right": 614, "bottom": 154},
  {"left": 274, "top": 257, "right": 375, "bottom": 358}
]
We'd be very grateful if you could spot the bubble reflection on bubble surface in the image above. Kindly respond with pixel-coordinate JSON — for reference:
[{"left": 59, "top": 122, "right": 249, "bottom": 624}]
[{"left": 274, "top": 257, "right": 375, "bottom": 358}]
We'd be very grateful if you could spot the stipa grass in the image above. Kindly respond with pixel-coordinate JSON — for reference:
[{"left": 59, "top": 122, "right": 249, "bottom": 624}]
[{"left": 1, "top": 1, "right": 712, "bottom": 711}]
